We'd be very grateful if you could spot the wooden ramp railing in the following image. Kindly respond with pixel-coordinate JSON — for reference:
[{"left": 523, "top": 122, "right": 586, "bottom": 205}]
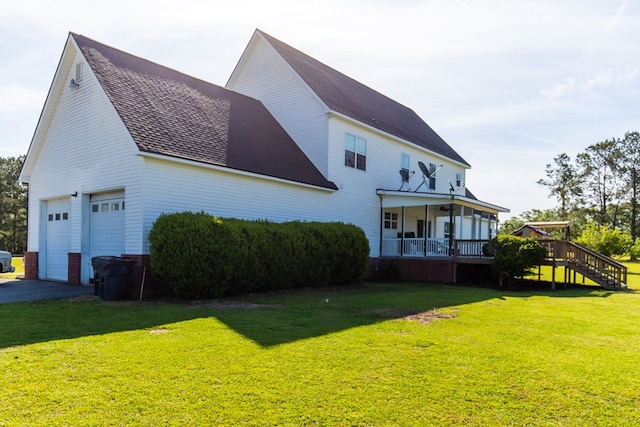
[{"left": 540, "top": 240, "right": 627, "bottom": 290}]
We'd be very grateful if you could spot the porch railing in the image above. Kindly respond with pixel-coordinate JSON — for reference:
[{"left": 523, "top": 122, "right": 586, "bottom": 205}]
[
  {"left": 454, "top": 239, "right": 491, "bottom": 257},
  {"left": 382, "top": 238, "right": 491, "bottom": 258},
  {"left": 381, "top": 238, "right": 449, "bottom": 257}
]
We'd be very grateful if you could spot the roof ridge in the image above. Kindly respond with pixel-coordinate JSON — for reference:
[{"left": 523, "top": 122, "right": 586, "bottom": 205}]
[
  {"left": 256, "top": 29, "right": 418, "bottom": 115},
  {"left": 256, "top": 30, "right": 470, "bottom": 167}
]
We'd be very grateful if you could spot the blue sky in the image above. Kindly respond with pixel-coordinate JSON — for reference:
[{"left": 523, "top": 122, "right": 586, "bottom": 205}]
[{"left": 1, "top": 0, "right": 638, "bottom": 219}]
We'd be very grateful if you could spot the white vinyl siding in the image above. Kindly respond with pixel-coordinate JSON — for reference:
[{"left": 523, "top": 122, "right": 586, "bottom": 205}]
[
  {"left": 227, "top": 35, "right": 329, "bottom": 177},
  {"left": 141, "top": 157, "right": 336, "bottom": 253},
  {"left": 25, "top": 45, "right": 144, "bottom": 282}
]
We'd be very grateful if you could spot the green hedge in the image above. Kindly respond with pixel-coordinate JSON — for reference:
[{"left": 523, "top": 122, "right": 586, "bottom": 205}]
[{"left": 149, "top": 212, "right": 370, "bottom": 299}]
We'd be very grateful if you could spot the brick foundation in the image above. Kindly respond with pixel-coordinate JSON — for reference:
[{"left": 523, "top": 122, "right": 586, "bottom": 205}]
[
  {"left": 68, "top": 253, "right": 81, "bottom": 284},
  {"left": 366, "top": 257, "right": 455, "bottom": 283},
  {"left": 121, "top": 254, "right": 159, "bottom": 299},
  {"left": 23, "top": 251, "right": 39, "bottom": 280}
]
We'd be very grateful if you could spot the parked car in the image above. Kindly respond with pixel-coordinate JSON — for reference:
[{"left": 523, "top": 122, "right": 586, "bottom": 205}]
[{"left": 0, "top": 251, "right": 15, "bottom": 273}]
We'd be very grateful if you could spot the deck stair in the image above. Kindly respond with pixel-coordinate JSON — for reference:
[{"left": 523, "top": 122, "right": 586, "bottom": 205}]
[{"left": 541, "top": 240, "right": 627, "bottom": 290}]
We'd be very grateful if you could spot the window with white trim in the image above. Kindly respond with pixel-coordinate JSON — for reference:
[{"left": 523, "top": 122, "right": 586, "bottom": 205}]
[
  {"left": 401, "top": 153, "right": 410, "bottom": 172},
  {"left": 345, "top": 133, "right": 366, "bottom": 171},
  {"left": 456, "top": 172, "right": 462, "bottom": 188},
  {"left": 429, "top": 163, "right": 437, "bottom": 190},
  {"left": 444, "top": 221, "right": 455, "bottom": 239},
  {"left": 384, "top": 212, "right": 398, "bottom": 229}
]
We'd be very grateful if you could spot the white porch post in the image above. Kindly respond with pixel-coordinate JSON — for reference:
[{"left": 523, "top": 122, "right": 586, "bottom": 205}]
[
  {"left": 458, "top": 205, "right": 465, "bottom": 240},
  {"left": 471, "top": 209, "right": 476, "bottom": 240},
  {"left": 379, "top": 205, "right": 384, "bottom": 256},
  {"left": 400, "top": 205, "right": 406, "bottom": 256},
  {"left": 424, "top": 204, "right": 429, "bottom": 256}
]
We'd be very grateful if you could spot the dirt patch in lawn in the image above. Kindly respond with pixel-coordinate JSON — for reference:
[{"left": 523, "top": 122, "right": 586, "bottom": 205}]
[
  {"left": 402, "top": 309, "right": 456, "bottom": 324},
  {"left": 375, "top": 308, "right": 457, "bottom": 324}
]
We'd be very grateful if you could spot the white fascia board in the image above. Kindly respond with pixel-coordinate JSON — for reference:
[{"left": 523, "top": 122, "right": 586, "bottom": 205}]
[
  {"left": 376, "top": 189, "right": 509, "bottom": 213},
  {"left": 138, "top": 152, "right": 337, "bottom": 193},
  {"left": 329, "top": 111, "right": 471, "bottom": 170},
  {"left": 20, "top": 34, "right": 77, "bottom": 183}
]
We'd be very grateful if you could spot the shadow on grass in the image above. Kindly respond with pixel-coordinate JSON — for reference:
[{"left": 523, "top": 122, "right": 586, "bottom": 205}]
[
  {"left": 0, "top": 282, "right": 613, "bottom": 349},
  {"left": 0, "top": 298, "right": 208, "bottom": 350}
]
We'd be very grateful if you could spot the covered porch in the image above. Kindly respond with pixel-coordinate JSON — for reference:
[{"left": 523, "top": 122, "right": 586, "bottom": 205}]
[{"left": 377, "top": 189, "right": 509, "bottom": 258}]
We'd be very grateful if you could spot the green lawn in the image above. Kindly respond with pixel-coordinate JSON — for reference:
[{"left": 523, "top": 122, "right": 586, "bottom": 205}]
[{"left": 1, "top": 277, "right": 639, "bottom": 425}]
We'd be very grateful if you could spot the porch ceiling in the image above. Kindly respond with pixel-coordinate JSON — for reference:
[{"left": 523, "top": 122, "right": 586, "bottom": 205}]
[{"left": 376, "top": 189, "right": 509, "bottom": 214}]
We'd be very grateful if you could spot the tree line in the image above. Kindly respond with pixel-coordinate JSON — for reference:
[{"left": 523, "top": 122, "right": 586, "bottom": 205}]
[
  {"left": 501, "top": 131, "right": 640, "bottom": 258},
  {"left": 0, "top": 155, "right": 27, "bottom": 255}
]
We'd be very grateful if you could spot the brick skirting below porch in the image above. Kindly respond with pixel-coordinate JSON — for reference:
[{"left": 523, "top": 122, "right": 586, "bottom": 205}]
[{"left": 366, "top": 257, "right": 455, "bottom": 283}]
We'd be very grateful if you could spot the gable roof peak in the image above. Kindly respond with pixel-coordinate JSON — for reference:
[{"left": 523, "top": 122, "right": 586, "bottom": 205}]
[
  {"left": 255, "top": 30, "right": 470, "bottom": 167},
  {"left": 65, "top": 32, "right": 337, "bottom": 190}
]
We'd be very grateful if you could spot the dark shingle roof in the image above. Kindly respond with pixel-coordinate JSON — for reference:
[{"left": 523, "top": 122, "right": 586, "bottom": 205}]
[
  {"left": 258, "top": 30, "right": 469, "bottom": 167},
  {"left": 465, "top": 188, "right": 477, "bottom": 200},
  {"left": 72, "top": 33, "right": 337, "bottom": 190}
]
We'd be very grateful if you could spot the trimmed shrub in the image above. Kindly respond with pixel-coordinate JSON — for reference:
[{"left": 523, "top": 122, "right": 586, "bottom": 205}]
[
  {"left": 148, "top": 212, "right": 370, "bottom": 298},
  {"left": 148, "top": 212, "right": 240, "bottom": 299},
  {"left": 483, "top": 235, "right": 547, "bottom": 287}
]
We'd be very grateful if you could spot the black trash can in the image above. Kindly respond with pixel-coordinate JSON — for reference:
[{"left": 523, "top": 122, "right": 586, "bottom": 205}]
[{"left": 91, "top": 256, "right": 133, "bottom": 301}]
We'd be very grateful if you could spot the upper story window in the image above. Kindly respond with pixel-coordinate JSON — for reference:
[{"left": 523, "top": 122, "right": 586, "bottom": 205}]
[
  {"left": 429, "top": 163, "right": 437, "bottom": 190},
  {"left": 401, "top": 153, "right": 410, "bottom": 172},
  {"left": 345, "top": 133, "right": 366, "bottom": 171},
  {"left": 456, "top": 172, "right": 462, "bottom": 188}
]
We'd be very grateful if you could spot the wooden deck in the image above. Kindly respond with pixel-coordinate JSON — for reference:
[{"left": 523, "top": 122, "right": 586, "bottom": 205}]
[
  {"left": 453, "top": 239, "right": 628, "bottom": 290},
  {"left": 376, "top": 238, "right": 628, "bottom": 290}
]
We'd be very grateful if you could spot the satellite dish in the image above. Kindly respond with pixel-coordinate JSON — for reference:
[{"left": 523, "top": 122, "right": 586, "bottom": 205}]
[
  {"left": 448, "top": 179, "right": 465, "bottom": 194},
  {"left": 418, "top": 161, "right": 431, "bottom": 178},
  {"left": 415, "top": 162, "right": 443, "bottom": 192},
  {"left": 398, "top": 169, "right": 414, "bottom": 191}
]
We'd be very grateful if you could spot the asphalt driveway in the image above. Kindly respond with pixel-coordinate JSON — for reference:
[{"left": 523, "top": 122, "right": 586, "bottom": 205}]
[{"left": 0, "top": 279, "right": 94, "bottom": 303}]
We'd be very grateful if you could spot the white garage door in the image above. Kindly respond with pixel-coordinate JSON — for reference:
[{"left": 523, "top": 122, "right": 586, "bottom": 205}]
[
  {"left": 89, "top": 193, "right": 125, "bottom": 267},
  {"left": 45, "top": 198, "right": 70, "bottom": 281}
]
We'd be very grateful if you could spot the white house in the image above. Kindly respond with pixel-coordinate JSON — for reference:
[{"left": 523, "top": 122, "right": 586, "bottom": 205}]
[
  {"left": 20, "top": 30, "right": 508, "bottom": 290},
  {"left": 227, "top": 31, "right": 508, "bottom": 262}
]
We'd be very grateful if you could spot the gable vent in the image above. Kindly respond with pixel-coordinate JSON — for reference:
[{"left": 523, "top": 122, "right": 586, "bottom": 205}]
[{"left": 75, "top": 63, "right": 83, "bottom": 83}]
